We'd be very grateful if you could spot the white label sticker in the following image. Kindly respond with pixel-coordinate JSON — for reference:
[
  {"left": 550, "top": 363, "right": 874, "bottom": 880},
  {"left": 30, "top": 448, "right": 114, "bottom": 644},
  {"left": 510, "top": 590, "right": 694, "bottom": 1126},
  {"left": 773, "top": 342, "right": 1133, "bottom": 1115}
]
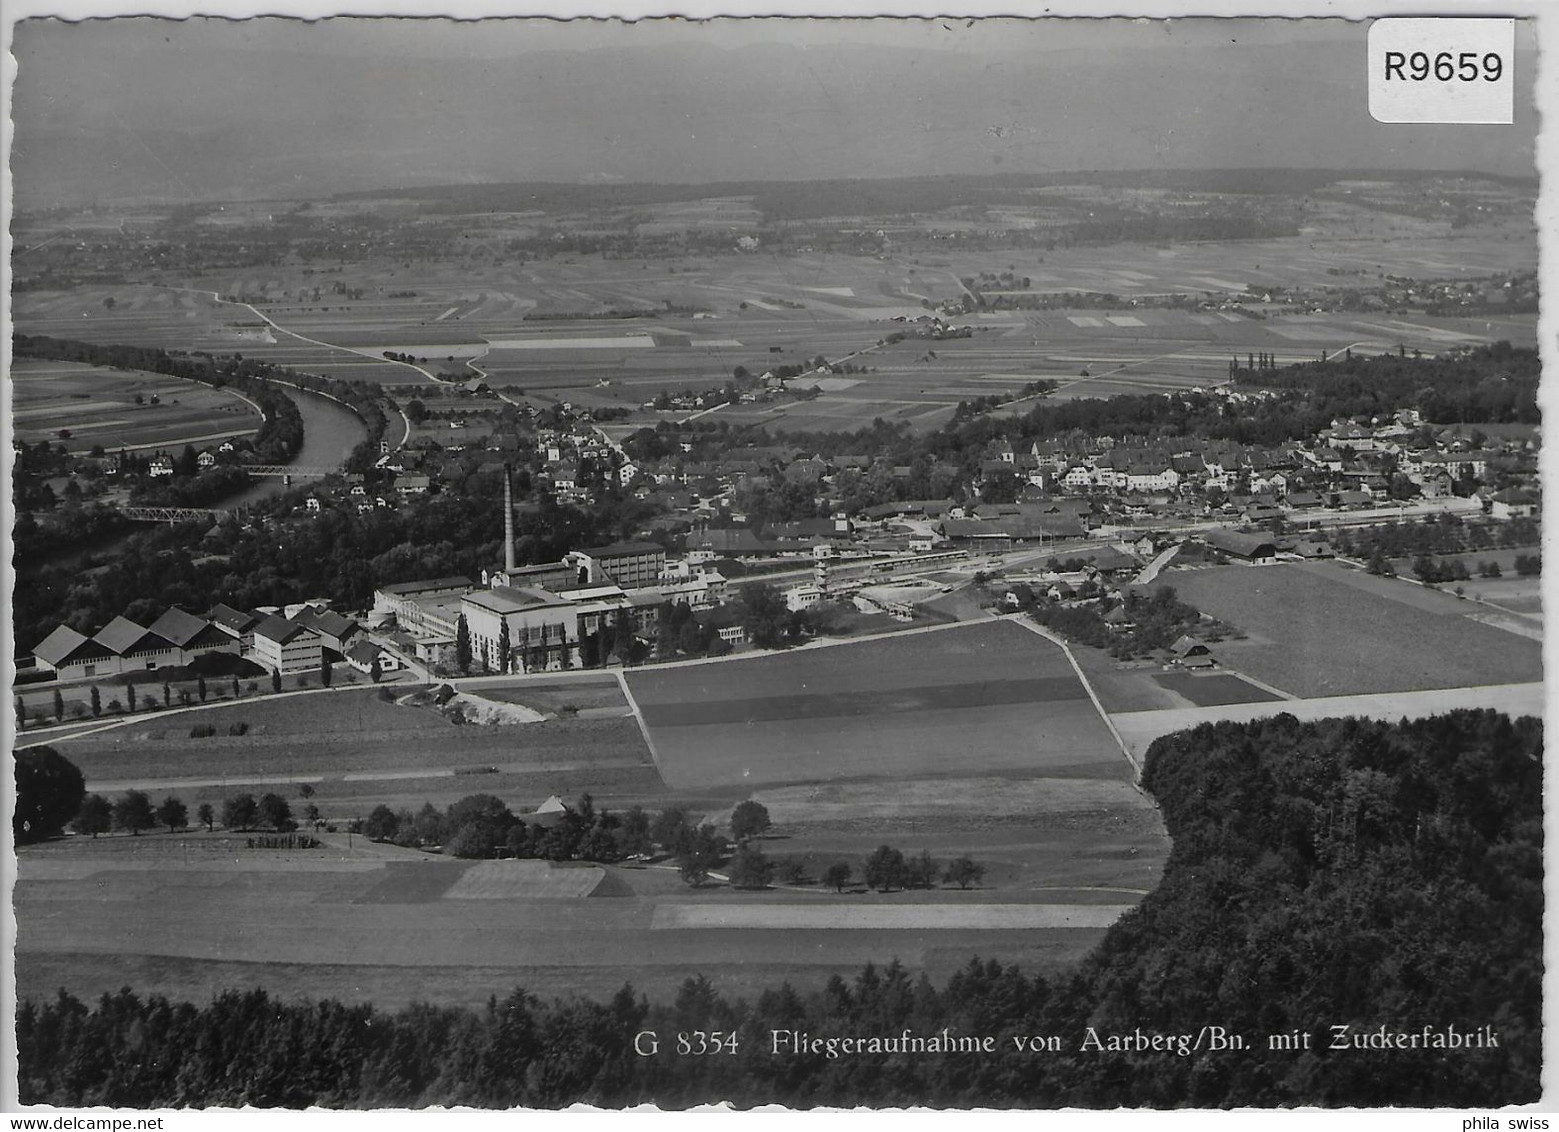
[{"left": 1368, "top": 18, "right": 1515, "bottom": 124}]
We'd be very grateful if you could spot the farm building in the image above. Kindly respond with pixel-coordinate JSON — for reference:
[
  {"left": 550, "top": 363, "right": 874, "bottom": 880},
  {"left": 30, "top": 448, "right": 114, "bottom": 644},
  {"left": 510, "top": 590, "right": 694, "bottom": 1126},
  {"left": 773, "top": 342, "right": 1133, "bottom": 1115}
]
[
  {"left": 1170, "top": 635, "right": 1215, "bottom": 669},
  {"left": 1290, "top": 539, "right": 1335, "bottom": 559},
  {"left": 527, "top": 795, "right": 572, "bottom": 829},
  {"left": 1199, "top": 529, "right": 1279, "bottom": 563}
]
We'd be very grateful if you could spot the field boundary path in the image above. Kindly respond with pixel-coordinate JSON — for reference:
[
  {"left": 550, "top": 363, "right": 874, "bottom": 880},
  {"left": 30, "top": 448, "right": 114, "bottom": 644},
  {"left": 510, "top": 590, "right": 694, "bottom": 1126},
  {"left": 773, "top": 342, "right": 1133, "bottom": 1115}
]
[
  {"left": 615, "top": 669, "right": 668, "bottom": 783},
  {"left": 1007, "top": 617, "right": 1143, "bottom": 781},
  {"left": 159, "top": 284, "right": 442, "bottom": 383}
]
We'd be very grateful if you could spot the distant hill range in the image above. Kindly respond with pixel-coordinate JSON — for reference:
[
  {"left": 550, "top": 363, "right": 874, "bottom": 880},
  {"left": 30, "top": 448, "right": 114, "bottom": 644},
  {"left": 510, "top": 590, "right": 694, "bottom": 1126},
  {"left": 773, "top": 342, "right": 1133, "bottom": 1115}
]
[
  {"left": 11, "top": 24, "right": 1538, "bottom": 208},
  {"left": 331, "top": 169, "right": 1538, "bottom": 221}
]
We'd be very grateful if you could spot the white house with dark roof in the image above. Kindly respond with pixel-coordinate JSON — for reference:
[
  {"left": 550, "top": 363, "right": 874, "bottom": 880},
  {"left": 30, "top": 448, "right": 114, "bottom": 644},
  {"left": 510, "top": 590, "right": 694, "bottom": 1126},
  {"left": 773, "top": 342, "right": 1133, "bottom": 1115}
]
[
  {"left": 346, "top": 638, "right": 402, "bottom": 675},
  {"left": 33, "top": 625, "right": 117, "bottom": 680},
  {"left": 252, "top": 615, "right": 324, "bottom": 675}
]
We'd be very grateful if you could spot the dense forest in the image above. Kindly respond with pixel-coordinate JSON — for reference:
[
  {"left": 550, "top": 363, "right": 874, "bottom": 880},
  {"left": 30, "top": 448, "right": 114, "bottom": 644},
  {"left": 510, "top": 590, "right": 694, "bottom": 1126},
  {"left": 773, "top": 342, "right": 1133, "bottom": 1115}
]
[
  {"left": 12, "top": 480, "right": 629, "bottom": 653},
  {"left": 1234, "top": 341, "right": 1540, "bottom": 426},
  {"left": 17, "top": 710, "right": 1539, "bottom": 1108}
]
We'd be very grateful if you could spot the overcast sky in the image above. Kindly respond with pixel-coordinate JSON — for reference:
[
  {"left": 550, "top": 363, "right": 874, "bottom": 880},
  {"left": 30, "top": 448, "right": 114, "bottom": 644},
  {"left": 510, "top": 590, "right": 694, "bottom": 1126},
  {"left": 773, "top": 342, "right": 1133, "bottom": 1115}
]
[{"left": 8, "top": 16, "right": 1540, "bottom": 206}]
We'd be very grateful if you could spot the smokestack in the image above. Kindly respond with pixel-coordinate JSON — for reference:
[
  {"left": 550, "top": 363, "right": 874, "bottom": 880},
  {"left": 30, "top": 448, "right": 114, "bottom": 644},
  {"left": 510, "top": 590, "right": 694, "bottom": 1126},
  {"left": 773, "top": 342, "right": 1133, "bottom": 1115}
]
[{"left": 503, "top": 463, "right": 516, "bottom": 575}]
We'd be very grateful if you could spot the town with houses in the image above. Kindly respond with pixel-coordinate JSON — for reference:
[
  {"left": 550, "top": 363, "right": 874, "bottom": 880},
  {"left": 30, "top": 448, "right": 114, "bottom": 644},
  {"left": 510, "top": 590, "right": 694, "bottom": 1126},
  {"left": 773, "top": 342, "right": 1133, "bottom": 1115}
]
[{"left": 22, "top": 373, "right": 1541, "bottom": 697}]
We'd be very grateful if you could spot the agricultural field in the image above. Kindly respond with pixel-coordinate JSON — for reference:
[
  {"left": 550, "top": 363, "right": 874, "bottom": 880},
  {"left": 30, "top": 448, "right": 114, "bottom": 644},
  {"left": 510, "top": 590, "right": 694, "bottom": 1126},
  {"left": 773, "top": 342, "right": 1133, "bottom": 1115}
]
[
  {"left": 19, "top": 624, "right": 1168, "bottom": 1009},
  {"left": 12, "top": 829, "right": 1150, "bottom": 1008},
  {"left": 11, "top": 212, "right": 1536, "bottom": 434},
  {"left": 1146, "top": 560, "right": 1544, "bottom": 699},
  {"left": 1151, "top": 671, "right": 1284, "bottom": 707},
  {"left": 41, "top": 686, "right": 667, "bottom": 819},
  {"left": 10, "top": 357, "right": 263, "bottom": 454},
  {"left": 625, "top": 620, "right": 1126, "bottom": 790}
]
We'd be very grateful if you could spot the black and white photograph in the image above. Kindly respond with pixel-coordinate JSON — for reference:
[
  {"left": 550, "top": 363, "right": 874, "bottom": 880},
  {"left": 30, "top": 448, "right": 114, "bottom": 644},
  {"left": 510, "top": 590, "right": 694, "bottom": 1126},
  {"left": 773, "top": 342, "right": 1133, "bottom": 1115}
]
[{"left": 4, "top": 3, "right": 1548, "bottom": 1113}]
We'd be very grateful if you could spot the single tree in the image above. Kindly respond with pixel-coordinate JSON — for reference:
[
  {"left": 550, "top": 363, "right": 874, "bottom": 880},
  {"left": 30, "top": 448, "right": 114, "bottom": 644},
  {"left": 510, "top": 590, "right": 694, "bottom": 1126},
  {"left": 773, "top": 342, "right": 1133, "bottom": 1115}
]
[
  {"left": 231, "top": 676, "right": 242, "bottom": 699},
  {"left": 113, "top": 790, "right": 157, "bottom": 836},
  {"left": 298, "top": 783, "right": 315, "bottom": 800},
  {"left": 126, "top": 683, "right": 137, "bottom": 713},
  {"left": 72, "top": 794, "right": 114, "bottom": 839},
  {"left": 89, "top": 685, "right": 102, "bottom": 717},
  {"left": 52, "top": 689, "right": 65, "bottom": 721},
  {"left": 943, "top": 856, "right": 986, "bottom": 890},
  {"left": 677, "top": 823, "right": 727, "bottom": 887},
  {"left": 257, "top": 792, "right": 294, "bottom": 832},
  {"left": 369, "top": 657, "right": 382, "bottom": 684},
  {"left": 498, "top": 619, "right": 512, "bottom": 675},
  {"left": 455, "top": 613, "right": 473, "bottom": 674},
  {"left": 162, "top": 680, "right": 171, "bottom": 707},
  {"left": 651, "top": 807, "right": 691, "bottom": 856},
  {"left": 320, "top": 661, "right": 332, "bottom": 688},
  {"left": 223, "top": 793, "right": 259, "bottom": 832},
  {"left": 619, "top": 806, "right": 653, "bottom": 858},
  {"left": 270, "top": 669, "right": 283, "bottom": 695},
  {"left": 304, "top": 804, "right": 322, "bottom": 829},
  {"left": 197, "top": 675, "right": 208, "bottom": 702},
  {"left": 823, "top": 861, "right": 853, "bottom": 893},
  {"left": 197, "top": 802, "right": 215, "bottom": 831},
  {"left": 363, "top": 804, "right": 400, "bottom": 842},
  {"left": 14, "top": 746, "right": 86, "bottom": 844},
  {"left": 155, "top": 795, "right": 188, "bottom": 834},
  {"left": 863, "top": 845, "right": 907, "bottom": 892},
  {"left": 16, "top": 695, "right": 25, "bottom": 730},
  {"left": 727, "top": 844, "right": 775, "bottom": 890},
  {"left": 729, "top": 799, "right": 773, "bottom": 844}
]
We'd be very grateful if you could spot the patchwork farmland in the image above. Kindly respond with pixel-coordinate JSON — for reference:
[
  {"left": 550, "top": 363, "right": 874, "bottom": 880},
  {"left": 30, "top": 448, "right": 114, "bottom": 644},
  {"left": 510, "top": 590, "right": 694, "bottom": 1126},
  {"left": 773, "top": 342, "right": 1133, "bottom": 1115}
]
[
  {"left": 624, "top": 620, "right": 1125, "bottom": 789},
  {"left": 11, "top": 357, "right": 264, "bottom": 454},
  {"left": 11, "top": 211, "right": 1538, "bottom": 436},
  {"left": 18, "top": 623, "right": 1168, "bottom": 1009}
]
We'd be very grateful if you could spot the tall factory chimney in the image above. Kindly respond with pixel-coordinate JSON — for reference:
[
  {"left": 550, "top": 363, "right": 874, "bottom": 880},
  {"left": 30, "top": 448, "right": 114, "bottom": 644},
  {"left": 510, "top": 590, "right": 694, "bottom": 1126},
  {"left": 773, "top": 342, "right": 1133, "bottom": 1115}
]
[{"left": 503, "top": 462, "right": 517, "bottom": 576}]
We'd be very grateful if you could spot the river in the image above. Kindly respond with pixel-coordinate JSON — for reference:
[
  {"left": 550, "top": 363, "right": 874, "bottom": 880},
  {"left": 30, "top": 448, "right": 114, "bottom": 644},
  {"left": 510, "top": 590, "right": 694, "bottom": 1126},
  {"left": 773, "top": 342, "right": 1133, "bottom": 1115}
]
[
  {"left": 29, "top": 383, "right": 369, "bottom": 571},
  {"left": 225, "top": 385, "right": 369, "bottom": 509}
]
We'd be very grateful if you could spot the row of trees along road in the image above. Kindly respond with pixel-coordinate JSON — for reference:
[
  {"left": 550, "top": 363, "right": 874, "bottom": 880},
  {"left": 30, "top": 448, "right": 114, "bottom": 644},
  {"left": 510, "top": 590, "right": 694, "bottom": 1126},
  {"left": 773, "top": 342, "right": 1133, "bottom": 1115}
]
[{"left": 70, "top": 789, "right": 300, "bottom": 838}]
